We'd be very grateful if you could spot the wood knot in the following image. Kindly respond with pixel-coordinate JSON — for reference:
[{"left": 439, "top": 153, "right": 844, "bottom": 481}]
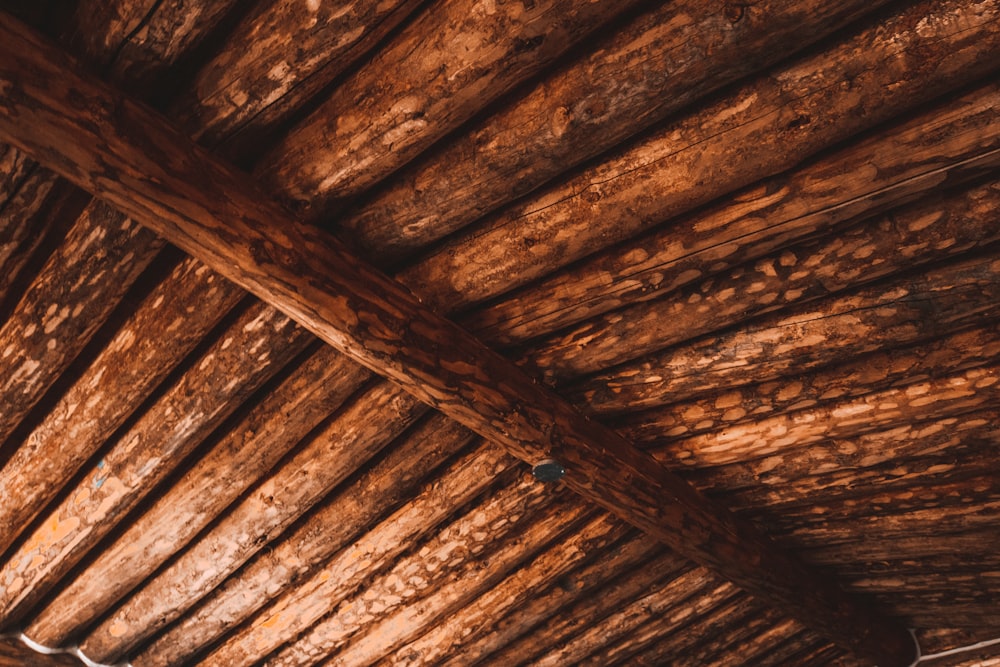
[{"left": 724, "top": 4, "right": 745, "bottom": 23}]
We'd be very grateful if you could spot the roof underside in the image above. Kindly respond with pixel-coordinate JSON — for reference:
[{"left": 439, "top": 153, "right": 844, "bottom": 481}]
[{"left": 0, "top": 0, "right": 999, "bottom": 665}]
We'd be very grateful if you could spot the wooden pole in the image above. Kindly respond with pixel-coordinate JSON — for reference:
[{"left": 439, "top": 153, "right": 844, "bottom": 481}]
[{"left": 0, "top": 13, "right": 918, "bottom": 666}]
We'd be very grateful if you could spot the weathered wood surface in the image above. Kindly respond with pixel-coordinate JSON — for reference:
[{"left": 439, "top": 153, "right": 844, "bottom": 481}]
[
  {"left": 483, "top": 551, "right": 696, "bottom": 666},
  {"left": 135, "top": 437, "right": 507, "bottom": 667},
  {"left": 24, "top": 344, "right": 371, "bottom": 646},
  {"left": 401, "top": 0, "right": 1000, "bottom": 314},
  {"left": 532, "top": 179, "right": 1000, "bottom": 381},
  {"left": 0, "top": 14, "right": 922, "bottom": 666},
  {"left": 359, "top": 513, "right": 630, "bottom": 667},
  {"left": 0, "top": 254, "right": 235, "bottom": 550},
  {"left": 0, "top": 301, "right": 311, "bottom": 624},
  {"left": 258, "top": 0, "right": 643, "bottom": 211},
  {"left": 0, "top": 169, "right": 74, "bottom": 309},
  {"left": 467, "top": 79, "right": 1000, "bottom": 345},
  {"left": 583, "top": 596, "right": 773, "bottom": 667},
  {"left": 176, "top": 0, "right": 424, "bottom": 152},
  {"left": 79, "top": 380, "right": 428, "bottom": 663},
  {"left": 574, "top": 254, "right": 1000, "bottom": 415},
  {"left": 199, "top": 476, "right": 568, "bottom": 667},
  {"left": 261, "top": 506, "right": 610, "bottom": 667},
  {"left": 647, "top": 364, "right": 1000, "bottom": 469},
  {"left": 662, "top": 606, "right": 800, "bottom": 667},
  {"left": 433, "top": 535, "right": 673, "bottom": 667},
  {"left": 0, "top": 201, "right": 160, "bottom": 458},
  {"left": 532, "top": 575, "right": 736, "bottom": 667},
  {"left": 70, "top": 0, "right": 241, "bottom": 100},
  {"left": 693, "top": 410, "right": 1000, "bottom": 506},
  {"left": 609, "top": 323, "right": 1000, "bottom": 445},
  {"left": 340, "top": 0, "right": 892, "bottom": 261}
]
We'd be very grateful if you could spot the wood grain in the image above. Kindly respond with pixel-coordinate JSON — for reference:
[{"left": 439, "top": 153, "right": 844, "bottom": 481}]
[
  {"left": 0, "top": 12, "right": 921, "bottom": 666},
  {"left": 341, "top": 0, "right": 891, "bottom": 262}
]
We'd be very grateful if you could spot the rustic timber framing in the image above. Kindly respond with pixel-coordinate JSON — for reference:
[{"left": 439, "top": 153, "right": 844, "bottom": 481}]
[
  {"left": 0, "top": 1, "right": 999, "bottom": 665},
  {"left": 0, "top": 11, "right": 923, "bottom": 667}
]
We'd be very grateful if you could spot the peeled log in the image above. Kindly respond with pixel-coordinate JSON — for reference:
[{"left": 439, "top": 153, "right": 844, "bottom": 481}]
[
  {"left": 341, "top": 0, "right": 891, "bottom": 261},
  {"left": 135, "top": 436, "right": 503, "bottom": 667},
  {"left": 581, "top": 596, "right": 775, "bottom": 667},
  {"left": 435, "top": 536, "right": 672, "bottom": 667},
  {"left": 402, "top": 0, "right": 1000, "bottom": 314},
  {"left": 466, "top": 79, "right": 1000, "bottom": 345},
  {"left": 259, "top": 0, "right": 643, "bottom": 210},
  {"left": 574, "top": 254, "right": 1000, "bottom": 414},
  {"left": 531, "top": 575, "right": 736, "bottom": 667},
  {"left": 0, "top": 256, "right": 240, "bottom": 573},
  {"left": 380, "top": 518, "right": 639, "bottom": 666},
  {"left": 0, "top": 301, "right": 311, "bottom": 623},
  {"left": 0, "top": 204, "right": 163, "bottom": 538},
  {"left": 609, "top": 324, "right": 1000, "bottom": 443},
  {"left": 176, "top": 0, "right": 423, "bottom": 151},
  {"left": 648, "top": 364, "right": 1000, "bottom": 468},
  {"left": 24, "top": 345, "right": 372, "bottom": 646},
  {"left": 0, "top": 171, "right": 73, "bottom": 312},
  {"left": 80, "top": 380, "right": 428, "bottom": 663},
  {"left": 0, "top": 13, "right": 922, "bottom": 666},
  {"left": 201, "top": 474, "right": 572, "bottom": 667},
  {"left": 532, "top": 178, "right": 1000, "bottom": 380},
  {"left": 694, "top": 410, "right": 1000, "bottom": 507},
  {"left": 485, "top": 552, "right": 696, "bottom": 667},
  {"left": 291, "top": 512, "right": 619, "bottom": 667}
]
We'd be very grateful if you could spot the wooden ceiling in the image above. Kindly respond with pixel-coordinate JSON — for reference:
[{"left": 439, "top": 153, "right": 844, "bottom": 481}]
[{"left": 0, "top": 0, "right": 998, "bottom": 665}]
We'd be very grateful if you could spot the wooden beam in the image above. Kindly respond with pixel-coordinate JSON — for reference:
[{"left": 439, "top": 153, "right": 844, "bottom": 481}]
[
  {"left": 0, "top": 14, "right": 918, "bottom": 666},
  {"left": 340, "top": 0, "right": 892, "bottom": 262}
]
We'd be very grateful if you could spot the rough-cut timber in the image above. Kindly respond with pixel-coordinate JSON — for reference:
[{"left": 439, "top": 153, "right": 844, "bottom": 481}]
[
  {"left": 80, "top": 380, "right": 429, "bottom": 663},
  {"left": 341, "top": 0, "right": 892, "bottom": 261},
  {"left": 401, "top": 0, "right": 1000, "bottom": 314},
  {"left": 25, "top": 345, "right": 371, "bottom": 646},
  {"left": 531, "top": 179, "right": 1000, "bottom": 380},
  {"left": 135, "top": 437, "right": 505, "bottom": 667},
  {"left": 175, "top": 0, "right": 424, "bottom": 151},
  {"left": 258, "top": 0, "right": 643, "bottom": 211},
  {"left": 466, "top": 79, "right": 1000, "bottom": 345},
  {"left": 573, "top": 254, "right": 1000, "bottom": 414},
  {"left": 0, "top": 13, "right": 921, "bottom": 666},
  {"left": 0, "top": 301, "right": 311, "bottom": 623},
  {"left": 0, "top": 202, "right": 161, "bottom": 484}
]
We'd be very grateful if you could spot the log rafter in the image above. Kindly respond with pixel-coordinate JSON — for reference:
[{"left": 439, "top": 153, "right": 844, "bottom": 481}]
[{"left": 0, "top": 11, "right": 922, "bottom": 667}]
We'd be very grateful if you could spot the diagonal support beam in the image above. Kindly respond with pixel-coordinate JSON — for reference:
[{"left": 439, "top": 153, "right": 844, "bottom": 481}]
[{"left": 0, "top": 13, "right": 916, "bottom": 666}]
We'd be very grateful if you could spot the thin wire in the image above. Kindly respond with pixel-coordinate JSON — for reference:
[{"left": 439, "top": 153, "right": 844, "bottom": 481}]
[
  {"left": 0, "top": 631, "right": 132, "bottom": 667},
  {"left": 920, "top": 636, "right": 1000, "bottom": 663},
  {"left": 907, "top": 628, "right": 1000, "bottom": 666}
]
